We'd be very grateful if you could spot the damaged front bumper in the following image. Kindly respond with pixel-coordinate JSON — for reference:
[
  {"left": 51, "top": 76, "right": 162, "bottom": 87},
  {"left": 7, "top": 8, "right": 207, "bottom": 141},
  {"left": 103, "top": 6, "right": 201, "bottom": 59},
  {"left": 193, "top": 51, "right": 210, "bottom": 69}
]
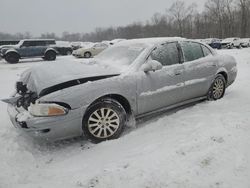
[{"left": 7, "top": 103, "right": 84, "bottom": 141}]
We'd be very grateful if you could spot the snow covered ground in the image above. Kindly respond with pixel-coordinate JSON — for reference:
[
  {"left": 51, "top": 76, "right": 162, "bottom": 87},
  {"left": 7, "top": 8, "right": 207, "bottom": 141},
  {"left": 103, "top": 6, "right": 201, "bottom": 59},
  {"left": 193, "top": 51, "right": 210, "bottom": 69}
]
[{"left": 0, "top": 49, "right": 250, "bottom": 188}]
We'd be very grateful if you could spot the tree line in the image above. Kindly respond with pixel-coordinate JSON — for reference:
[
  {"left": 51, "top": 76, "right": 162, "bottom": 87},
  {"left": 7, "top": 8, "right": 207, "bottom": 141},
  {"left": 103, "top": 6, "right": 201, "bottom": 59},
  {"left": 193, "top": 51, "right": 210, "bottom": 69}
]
[{"left": 1, "top": 0, "right": 249, "bottom": 42}]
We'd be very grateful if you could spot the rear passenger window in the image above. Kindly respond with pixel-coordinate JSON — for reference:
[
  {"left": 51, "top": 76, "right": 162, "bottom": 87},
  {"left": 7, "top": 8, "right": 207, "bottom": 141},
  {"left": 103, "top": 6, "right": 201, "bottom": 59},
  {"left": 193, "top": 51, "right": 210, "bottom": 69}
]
[
  {"left": 46, "top": 40, "right": 56, "bottom": 45},
  {"left": 29, "top": 41, "right": 37, "bottom": 46},
  {"left": 38, "top": 41, "right": 47, "bottom": 46},
  {"left": 22, "top": 41, "right": 30, "bottom": 47},
  {"left": 151, "top": 42, "right": 180, "bottom": 66},
  {"left": 201, "top": 45, "right": 212, "bottom": 57},
  {"left": 181, "top": 42, "right": 204, "bottom": 62}
]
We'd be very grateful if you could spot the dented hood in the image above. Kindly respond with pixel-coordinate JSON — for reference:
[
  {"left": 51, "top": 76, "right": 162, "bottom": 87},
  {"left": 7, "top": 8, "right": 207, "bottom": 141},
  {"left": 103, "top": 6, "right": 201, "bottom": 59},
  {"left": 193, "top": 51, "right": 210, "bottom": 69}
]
[{"left": 20, "top": 60, "right": 121, "bottom": 95}]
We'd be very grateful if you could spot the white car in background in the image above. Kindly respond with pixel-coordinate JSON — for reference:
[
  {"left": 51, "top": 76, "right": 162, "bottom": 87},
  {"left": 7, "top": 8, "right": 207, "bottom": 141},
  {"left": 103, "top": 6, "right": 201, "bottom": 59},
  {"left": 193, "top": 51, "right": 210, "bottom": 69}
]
[
  {"left": 73, "top": 43, "right": 109, "bottom": 58},
  {"left": 221, "top": 38, "right": 241, "bottom": 49},
  {"left": 70, "top": 42, "right": 94, "bottom": 50},
  {"left": 239, "top": 38, "right": 250, "bottom": 48}
]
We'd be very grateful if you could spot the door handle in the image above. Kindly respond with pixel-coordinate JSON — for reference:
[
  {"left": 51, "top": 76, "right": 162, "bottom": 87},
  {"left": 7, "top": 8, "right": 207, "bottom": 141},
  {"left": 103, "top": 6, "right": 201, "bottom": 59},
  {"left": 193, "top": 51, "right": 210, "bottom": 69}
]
[
  {"left": 175, "top": 71, "right": 182, "bottom": 76},
  {"left": 209, "top": 63, "right": 216, "bottom": 67},
  {"left": 176, "top": 83, "right": 183, "bottom": 87}
]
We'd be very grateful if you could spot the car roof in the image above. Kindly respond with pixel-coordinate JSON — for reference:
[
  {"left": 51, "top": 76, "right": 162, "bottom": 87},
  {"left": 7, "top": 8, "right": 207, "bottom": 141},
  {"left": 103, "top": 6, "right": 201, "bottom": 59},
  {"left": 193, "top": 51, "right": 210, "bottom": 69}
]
[
  {"left": 116, "top": 37, "right": 186, "bottom": 47},
  {"left": 20, "top": 39, "right": 55, "bottom": 42}
]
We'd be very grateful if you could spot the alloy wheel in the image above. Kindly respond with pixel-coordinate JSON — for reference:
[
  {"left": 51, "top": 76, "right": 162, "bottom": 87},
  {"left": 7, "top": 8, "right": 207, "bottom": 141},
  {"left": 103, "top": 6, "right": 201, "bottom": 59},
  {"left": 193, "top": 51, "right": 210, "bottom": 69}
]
[
  {"left": 88, "top": 108, "right": 120, "bottom": 138},
  {"left": 212, "top": 78, "right": 225, "bottom": 99}
]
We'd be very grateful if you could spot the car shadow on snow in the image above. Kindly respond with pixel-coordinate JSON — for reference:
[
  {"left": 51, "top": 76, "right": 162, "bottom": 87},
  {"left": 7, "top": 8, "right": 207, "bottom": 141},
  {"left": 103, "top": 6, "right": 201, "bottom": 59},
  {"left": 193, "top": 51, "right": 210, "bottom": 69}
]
[
  {"left": 0, "top": 58, "right": 45, "bottom": 65},
  {"left": 125, "top": 100, "right": 204, "bottom": 135}
]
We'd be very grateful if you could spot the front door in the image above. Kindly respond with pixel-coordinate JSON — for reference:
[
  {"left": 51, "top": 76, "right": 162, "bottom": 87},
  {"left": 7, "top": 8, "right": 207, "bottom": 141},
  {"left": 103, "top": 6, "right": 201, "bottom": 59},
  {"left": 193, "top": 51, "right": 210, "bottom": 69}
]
[{"left": 137, "top": 42, "right": 185, "bottom": 115}]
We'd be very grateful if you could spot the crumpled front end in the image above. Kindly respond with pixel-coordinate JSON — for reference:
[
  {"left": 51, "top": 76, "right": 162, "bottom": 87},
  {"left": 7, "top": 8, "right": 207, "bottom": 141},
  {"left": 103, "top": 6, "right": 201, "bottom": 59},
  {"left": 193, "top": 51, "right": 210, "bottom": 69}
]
[
  {"left": 7, "top": 102, "right": 83, "bottom": 141},
  {"left": 3, "top": 82, "right": 84, "bottom": 142},
  {"left": 3, "top": 60, "right": 122, "bottom": 141}
]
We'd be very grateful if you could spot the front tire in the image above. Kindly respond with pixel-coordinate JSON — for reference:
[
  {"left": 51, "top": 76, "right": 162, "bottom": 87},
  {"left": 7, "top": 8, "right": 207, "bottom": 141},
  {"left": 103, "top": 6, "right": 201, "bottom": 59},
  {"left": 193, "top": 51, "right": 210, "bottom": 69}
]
[
  {"left": 84, "top": 52, "right": 91, "bottom": 58},
  {"left": 5, "top": 53, "right": 19, "bottom": 64},
  {"left": 83, "top": 99, "right": 127, "bottom": 143},
  {"left": 208, "top": 74, "right": 226, "bottom": 100}
]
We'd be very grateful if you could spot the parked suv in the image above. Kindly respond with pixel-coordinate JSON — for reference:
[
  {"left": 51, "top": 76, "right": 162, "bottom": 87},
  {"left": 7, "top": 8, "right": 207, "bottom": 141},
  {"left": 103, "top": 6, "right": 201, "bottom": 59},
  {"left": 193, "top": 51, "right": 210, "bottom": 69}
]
[
  {"left": 204, "top": 38, "right": 221, "bottom": 49},
  {"left": 0, "top": 39, "right": 57, "bottom": 64}
]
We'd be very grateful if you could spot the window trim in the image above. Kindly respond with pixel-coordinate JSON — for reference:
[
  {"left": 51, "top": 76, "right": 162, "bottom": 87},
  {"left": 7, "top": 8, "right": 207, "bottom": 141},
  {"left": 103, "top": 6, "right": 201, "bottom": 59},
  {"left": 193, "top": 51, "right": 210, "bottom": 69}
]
[
  {"left": 180, "top": 41, "right": 205, "bottom": 63},
  {"left": 200, "top": 44, "right": 213, "bottom": 57},
  {"left": 148, "top": 42, "right": 182, "bottom": 67}
]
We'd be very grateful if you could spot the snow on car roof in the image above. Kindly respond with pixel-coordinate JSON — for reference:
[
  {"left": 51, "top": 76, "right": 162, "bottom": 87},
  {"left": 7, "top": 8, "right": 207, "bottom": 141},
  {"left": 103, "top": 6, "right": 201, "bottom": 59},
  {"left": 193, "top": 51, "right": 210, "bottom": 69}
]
[
  {"left": 240, "top": 38, "right": 250, "bottom": 42},
  {"left": 222, "top": 37, "right": 239, "bottom": 42},
  {"left": 115, "top": 37, "right": 185, "bottom": 47},
  {"left": 56, "top": 41, "right": 71, "bottom": 47},
  {"left": 19, "top": 39, "right": 55, "bottom": 42}
]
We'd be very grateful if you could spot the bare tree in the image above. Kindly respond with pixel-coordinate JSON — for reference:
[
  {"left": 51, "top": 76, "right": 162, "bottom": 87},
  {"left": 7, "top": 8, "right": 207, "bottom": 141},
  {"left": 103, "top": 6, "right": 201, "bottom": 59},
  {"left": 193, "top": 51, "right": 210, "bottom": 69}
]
[
  {"left": 223, "top": 0, "right": 236, "bottom": 37},
  {"left": 205, "top": 0, "right": 227, "bottom": 38},
  {"left": 168, "top": 0, "right": 197, "bottom": 37},
  {"left": 1, "top": 0, "right": 250, "bottom": 42},
  {"left": 238, "top": 0, "right": 250, "bottom": 37}
]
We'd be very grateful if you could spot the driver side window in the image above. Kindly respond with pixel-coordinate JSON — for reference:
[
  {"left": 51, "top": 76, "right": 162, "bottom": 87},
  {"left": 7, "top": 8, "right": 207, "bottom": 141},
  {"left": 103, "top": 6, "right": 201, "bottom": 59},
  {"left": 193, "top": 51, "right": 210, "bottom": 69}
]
[
  {"left": 22, "top": 41, "right": 30, "bottom": 47},
  {"left": 150, "top": 42, "right": 180, "bottom": 66}
]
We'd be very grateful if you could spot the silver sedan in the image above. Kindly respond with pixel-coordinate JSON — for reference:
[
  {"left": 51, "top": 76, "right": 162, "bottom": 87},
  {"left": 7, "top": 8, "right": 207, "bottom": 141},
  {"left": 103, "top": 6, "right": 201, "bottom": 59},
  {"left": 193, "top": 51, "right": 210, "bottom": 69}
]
[{"left": 2, "top": 38, "right": 237, "bottom": 142}]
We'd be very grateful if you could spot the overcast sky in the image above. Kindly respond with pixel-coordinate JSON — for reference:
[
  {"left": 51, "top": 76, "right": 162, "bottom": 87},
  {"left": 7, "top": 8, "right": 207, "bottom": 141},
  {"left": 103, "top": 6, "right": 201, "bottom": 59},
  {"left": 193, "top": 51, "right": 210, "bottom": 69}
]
[{"left": 0, "top": 0, "right": 205, "bottom": 36}]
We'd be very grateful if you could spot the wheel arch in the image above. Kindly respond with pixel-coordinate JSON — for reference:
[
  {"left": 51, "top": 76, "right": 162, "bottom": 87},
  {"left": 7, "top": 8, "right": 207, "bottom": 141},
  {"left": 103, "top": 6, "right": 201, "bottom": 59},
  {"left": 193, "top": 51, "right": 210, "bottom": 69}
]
[
  {"left": 83, "top": 94, "right": 132, "bottom": 120},
  {"left": 44, "top": 48, "right": 58, "bottom": 55},
  {"left": 5, "top": 49, "right": 20, "bottom": 58},
  {"left": 217, "top": 71, "right": 228, "bottom": 84}
]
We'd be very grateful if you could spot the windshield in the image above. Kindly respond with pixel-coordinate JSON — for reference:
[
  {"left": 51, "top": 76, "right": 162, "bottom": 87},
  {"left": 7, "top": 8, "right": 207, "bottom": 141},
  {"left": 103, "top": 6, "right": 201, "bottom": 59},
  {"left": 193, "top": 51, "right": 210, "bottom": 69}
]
[
  {"left": 240, "top": 38, "right": 249, "bottom": 42},
  {"left": 95, "top": 45, "right": 145, "bottom": 69},
  {"left": 222, "top": 38, "right": 235, "bottom": 42}
]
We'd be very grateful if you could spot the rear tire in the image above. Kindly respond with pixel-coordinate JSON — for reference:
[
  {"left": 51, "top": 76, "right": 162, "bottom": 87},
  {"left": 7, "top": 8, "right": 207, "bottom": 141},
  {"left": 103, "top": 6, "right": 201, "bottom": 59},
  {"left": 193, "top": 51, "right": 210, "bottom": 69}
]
[
  {"left": 207, "top": 74, "right": 226, "bottom": 100},
  {"left": 82, "top": 98, "right": 127, "bottom": 143},
  {"left": 84, "top": 52, "right": 91, "bottom": 58},
  {"left": 5, "top": 53, "right": 19, "bottom": 64},
  {"left": 44, "top": 50, "right": 56, "bottom": 61}
]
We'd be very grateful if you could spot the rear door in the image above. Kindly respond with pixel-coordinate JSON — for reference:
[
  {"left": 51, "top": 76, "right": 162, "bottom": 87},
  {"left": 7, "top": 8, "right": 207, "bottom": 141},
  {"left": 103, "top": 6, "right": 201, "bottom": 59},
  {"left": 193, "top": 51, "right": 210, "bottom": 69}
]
[
  {"left": 34, "top": 41, "right": 47, "bottom": 56},
  {"left": 137, "top": 42, "right": 185, "bottom": 114},
  {"left": 180, "top": 41, "right": 217, "bottom": 100}
]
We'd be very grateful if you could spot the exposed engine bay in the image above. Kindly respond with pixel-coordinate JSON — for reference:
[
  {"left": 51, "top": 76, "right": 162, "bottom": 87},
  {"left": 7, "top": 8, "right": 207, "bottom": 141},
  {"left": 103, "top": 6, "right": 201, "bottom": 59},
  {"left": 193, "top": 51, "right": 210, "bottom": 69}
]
[{"left": 15, "top": 81, "right": 38, "bottom": 110}]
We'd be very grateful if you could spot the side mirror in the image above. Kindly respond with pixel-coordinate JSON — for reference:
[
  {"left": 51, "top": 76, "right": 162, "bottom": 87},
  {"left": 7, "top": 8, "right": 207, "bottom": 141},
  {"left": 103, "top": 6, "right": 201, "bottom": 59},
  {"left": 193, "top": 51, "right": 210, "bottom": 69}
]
[{"left": 141, "top": 60, "right": 163, "bottom": 72}]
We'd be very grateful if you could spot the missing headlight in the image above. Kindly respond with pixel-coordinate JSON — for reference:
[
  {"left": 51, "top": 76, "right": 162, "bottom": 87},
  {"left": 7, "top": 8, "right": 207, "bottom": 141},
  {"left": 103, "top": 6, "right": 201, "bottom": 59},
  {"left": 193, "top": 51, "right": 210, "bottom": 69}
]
[{"left": 16, "top": 82, "right": 27, "bottom": 95}]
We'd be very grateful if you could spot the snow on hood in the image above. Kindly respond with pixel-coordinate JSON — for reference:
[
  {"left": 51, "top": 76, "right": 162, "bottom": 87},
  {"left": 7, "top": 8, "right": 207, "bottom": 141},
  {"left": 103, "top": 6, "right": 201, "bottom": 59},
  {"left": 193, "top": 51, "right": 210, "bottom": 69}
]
[
  {"left": 0, "top": 44, "right": 17, "bottom": 50},
  {"left": 19, "top": 60, "right": 121, "bottom": 95}
]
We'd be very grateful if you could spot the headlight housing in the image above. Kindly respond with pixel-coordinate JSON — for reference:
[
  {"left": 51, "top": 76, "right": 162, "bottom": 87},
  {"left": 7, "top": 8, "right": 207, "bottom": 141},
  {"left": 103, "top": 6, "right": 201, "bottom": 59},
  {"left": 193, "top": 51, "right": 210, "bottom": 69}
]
[{"left": 28, "top": 102, "right": 68, "bottom": 117}]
